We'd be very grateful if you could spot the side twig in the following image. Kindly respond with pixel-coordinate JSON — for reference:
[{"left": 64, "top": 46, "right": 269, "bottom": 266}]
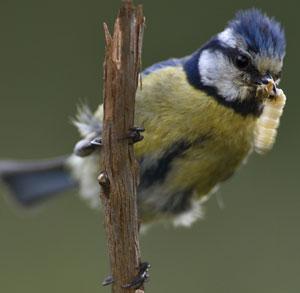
[{"left": 98, "top": 1, "right": 145, "bottom": 293}]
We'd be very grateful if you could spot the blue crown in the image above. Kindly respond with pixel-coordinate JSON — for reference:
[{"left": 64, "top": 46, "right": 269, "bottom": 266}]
[{"left": 228, "top": 9, "right": 286, "bottom": 59}]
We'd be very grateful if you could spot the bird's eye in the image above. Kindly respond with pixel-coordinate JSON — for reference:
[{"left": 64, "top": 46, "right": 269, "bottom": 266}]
[{"left": 234, "top": 54, "right": 250, "bottom": 69}]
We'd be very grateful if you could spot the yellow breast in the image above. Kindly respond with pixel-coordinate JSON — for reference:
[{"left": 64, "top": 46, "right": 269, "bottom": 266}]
[{"left": 133, "top": 66, "right": 257, "bottom": 197}]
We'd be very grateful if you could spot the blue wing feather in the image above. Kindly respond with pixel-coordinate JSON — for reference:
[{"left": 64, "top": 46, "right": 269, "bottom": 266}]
[{"left": 142, "top": 56, "right": 190, "bottom": 76}]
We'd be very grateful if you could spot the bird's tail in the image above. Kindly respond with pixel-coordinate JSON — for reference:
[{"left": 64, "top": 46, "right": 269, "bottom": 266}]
[{"left": 0, "top": 156, "right": 77, "bottom": 206}]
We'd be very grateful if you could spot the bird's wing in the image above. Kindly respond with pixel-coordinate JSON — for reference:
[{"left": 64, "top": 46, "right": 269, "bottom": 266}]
[
  {"left": 142, "top": 56, "right": 190, "bottom": 76},
  {"left": 72, "top": 56, "right": 191, "bottom": 155}
]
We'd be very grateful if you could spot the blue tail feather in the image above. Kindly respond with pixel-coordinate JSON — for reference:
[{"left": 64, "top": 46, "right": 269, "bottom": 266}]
[{"left": 0, "top": 156, "right": 77, "bottom": 206}]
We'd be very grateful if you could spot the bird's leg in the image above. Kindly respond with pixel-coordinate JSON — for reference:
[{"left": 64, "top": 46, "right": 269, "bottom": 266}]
[
  {"left": 122, "top": 262, "right": 151, "bottom": 289},
  {"left": 76, "top": 127, "right": 143, "bottom": 156},
  {"left": 128, "top": 127, "right": 145, "bottom": 144}
]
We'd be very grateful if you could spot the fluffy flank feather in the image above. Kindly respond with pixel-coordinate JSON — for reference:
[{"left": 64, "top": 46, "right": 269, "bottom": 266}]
[{"left": 72, "top": 104, "right": 102, "bottom": 137}]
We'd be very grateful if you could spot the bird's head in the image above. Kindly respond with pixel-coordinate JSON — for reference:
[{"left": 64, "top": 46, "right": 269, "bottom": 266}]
[{"left": 184, "top": 9, "right": 286, "bottom": 116}]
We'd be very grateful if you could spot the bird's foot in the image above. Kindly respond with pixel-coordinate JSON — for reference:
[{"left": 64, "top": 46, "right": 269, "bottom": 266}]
[
  {"left": 122, "top": 262, "right": 151, "bottom": 289},
  {"left": 90, "top": 137, "right": 103, "bottom": 147},
  {"left": 128, "top": 127, "right": 145, "bottom": 144},
  {"left": 74, "top": 137, "right": 102, "bottom": 157},
  {"left": 101, "top": 262, "right": 151, "bottom": 289},
  {"left": 102, "top": 275, "right": 114, "bottom": 286}
]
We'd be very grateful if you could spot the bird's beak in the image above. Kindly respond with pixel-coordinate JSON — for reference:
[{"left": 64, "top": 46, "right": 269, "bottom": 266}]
[
  {"left": 259, "top": 73, "right": 274, "bottom": 86},
  {"left": 255, "top": 73, "right": 277, "bottom": 97}
]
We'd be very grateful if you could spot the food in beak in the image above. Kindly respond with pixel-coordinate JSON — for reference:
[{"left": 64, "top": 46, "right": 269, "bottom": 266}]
[
  {"left": 256, "top": 79, "right": 277, "bottom": 101},
  {"left": 254, "top": 87, "right": 286, "bottom": 154}
]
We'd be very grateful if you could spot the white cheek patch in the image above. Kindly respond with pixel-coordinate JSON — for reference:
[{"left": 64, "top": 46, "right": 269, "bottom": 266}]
[{"left": 198, "top": 50, "right": 245, "bottom": 101}]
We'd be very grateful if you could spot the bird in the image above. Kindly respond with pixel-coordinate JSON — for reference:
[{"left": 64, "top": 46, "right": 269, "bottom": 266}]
[{"left": 0, "top": 9, "right": 286, "bottom": 228}]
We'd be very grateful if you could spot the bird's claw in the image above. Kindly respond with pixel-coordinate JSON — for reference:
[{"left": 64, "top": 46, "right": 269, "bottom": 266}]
[
  {"left": 122, "top": 262, "right": 151, "bottom": 289},
  {"left": 102, "top": 262, "right": 150, "bottom": 290},
  {"left": 90, "top": 137, "right": 103, "bottom": 147},
  {"left": 128, "top": 126, "right": 145, "bottom": 144},
  {"left": 74, "top": 137, "right": 102, "bottom": 157},
  {"left": 102, "top": 275, "right": 114, "bottom": 286}
]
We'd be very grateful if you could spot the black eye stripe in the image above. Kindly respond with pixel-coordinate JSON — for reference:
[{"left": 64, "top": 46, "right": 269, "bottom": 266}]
[
  {"left": 203, "top": 41, "right": 253, "bottom": 70},
  {"left": 201, "top": 38, "right": 282, "bottom": 81}
]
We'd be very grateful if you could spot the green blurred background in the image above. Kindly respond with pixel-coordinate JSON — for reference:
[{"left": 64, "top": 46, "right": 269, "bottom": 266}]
[{"left": 0, "top": 0, "right": 299, "bottom": 292}]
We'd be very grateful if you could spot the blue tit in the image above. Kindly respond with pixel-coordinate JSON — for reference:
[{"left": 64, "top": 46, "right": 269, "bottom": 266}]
[{"left": 0, "top": 9, "right": 286, "bottom": 227}]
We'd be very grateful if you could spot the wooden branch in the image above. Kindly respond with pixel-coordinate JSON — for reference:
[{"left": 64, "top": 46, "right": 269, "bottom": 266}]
[{"left": 98, "top": 1, "right": 145, "bottom": 293}]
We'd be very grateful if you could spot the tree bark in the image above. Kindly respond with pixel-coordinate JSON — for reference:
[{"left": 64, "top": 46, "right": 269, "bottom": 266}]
[{"left": 98, "top": 1, "right": 145, "bottom": 293}]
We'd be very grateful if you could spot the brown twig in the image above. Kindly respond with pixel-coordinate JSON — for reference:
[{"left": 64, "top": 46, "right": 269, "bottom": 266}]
[{"left": 98, "top": 1, "right": 145, "bottom": 293}]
